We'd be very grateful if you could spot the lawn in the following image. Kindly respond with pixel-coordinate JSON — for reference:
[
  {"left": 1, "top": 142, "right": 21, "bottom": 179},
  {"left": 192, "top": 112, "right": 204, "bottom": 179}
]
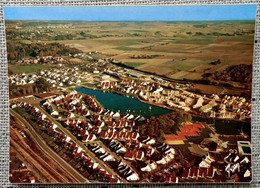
[
  {"left": 9, "top": 64, "right": 52, "bottom": 74},
  {"left": 14, "top": 107, "right": 31, "bottom": 119},
  {"left": 82, "top": 83, "right": 96, "bottom": 88},
  {"left": 123, "top": 62, "right": 146, "bottom": 68}
]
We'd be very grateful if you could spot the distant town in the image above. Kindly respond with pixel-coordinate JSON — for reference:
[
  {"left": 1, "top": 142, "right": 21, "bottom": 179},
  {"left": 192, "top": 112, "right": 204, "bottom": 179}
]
[{"left": 7, "top": 19, "right": 253, "bottom": 183}]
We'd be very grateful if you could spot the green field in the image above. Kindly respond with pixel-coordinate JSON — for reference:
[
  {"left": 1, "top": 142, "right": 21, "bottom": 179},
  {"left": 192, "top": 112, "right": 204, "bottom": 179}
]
[
  {"left": 172, "top": 38, "right": 213, "bottom": 45},
  {"left": 113, "top": 46, "right": 137, "bottom": 51},
  {"left": 123, "top": 62, "right": 146, "bottom": 68},
  {"left": 168, "top": 59, "right": 211, "bottom": 71},
  {"left": 9, "top": 64, "right": 52, "bottom": 74},
  {"left": 129, "top": 30, "right": 147, "bottom": 33}
]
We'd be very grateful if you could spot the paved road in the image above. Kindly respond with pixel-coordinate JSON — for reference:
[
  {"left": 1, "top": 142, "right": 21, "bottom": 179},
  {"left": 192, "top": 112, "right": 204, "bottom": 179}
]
[
  {"left": 34, "top": 104, "right": 127, "bottom": 183},
  {"left": 10, "top": 109, "right": 89, "bottom": 183}
]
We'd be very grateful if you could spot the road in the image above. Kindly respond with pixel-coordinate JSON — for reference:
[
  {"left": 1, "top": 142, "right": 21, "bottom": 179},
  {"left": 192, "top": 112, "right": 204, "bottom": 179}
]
[
  {"left": 34, "top": 104, "right": 127, "bottom": 183},
  {"left": 10, "top": 109, "right": 89, "bottom": 183},
  {"left": 10, "top": 128, "right": 63, "bottom": 182}
]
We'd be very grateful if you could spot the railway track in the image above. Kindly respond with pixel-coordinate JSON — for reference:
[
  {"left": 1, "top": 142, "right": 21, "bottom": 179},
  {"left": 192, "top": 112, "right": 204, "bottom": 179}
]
[{"left": 10, "top": 128, "right": 68, "bottom": 183}]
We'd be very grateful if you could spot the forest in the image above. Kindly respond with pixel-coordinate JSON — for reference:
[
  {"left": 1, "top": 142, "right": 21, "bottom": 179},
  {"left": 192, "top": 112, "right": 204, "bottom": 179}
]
[
  {"left": 139, "top": 112, "right": 192, "bottom": 143},
  {"left": 7, "top": 42, "right": 82, "bottom": 61}
]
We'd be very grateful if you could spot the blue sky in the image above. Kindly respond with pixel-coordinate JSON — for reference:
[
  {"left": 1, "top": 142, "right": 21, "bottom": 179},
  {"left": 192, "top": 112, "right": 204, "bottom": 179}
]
[{"left": 4, "top": 5, "right": 257, "bottom": 21}]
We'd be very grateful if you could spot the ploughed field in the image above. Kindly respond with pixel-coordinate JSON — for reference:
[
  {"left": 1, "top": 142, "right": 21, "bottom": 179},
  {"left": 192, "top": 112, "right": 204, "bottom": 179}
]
[{"left": 47, "top": 21, "right": 255, "bottom": 81}]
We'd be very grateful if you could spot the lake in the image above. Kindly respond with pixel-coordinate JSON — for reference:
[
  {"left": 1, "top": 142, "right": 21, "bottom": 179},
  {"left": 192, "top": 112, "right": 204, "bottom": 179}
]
[
  {"left": 76, "top": 87, "right": 251, "bottom": 136},
  {"left": 192, "top": 117, "right": 251, "bottom": 136},
  {"left": 76, "top": 87, "right": 172, "bottom": 118}
]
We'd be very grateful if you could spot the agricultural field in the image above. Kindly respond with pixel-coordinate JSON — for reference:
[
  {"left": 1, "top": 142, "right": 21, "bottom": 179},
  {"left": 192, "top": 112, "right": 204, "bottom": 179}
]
[
  {"left": 6, "top": 20, "right": 255, "bottom": 89},
  {"left": 8, "top": 64, "right": 53, "bottom": 74},
  {"left": 16, "top": 20, "right": 253, "bottom": 81}
]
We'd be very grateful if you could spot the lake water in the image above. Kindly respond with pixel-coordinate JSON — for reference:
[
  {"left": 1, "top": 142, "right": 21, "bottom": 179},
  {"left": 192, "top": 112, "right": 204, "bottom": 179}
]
[
  {"left": 192, "top": 117, "right": 251, "bottom": 136},
  {"left": 76, "top": 87, "right": 172, "bottom": 118},
  {"left": 76, "top": 87, "right": 251, "bottom": 136}
]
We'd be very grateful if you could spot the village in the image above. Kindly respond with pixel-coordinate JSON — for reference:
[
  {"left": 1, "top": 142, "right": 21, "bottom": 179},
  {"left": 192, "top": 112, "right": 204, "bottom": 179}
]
[
  {"left": 8, "top": 54, "right": 252, "bottom": 183},
  {"left": 10, "top": 88, "right": 252, "bottom": 183},
  {"left": 9, "top": 57, "right": 252, "bottom": 122}
]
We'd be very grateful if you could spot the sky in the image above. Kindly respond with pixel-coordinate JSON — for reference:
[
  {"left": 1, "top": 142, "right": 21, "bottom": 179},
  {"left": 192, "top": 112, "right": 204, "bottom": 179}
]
[{"left": 3, "top": 5, "right": 257, "bottom": 21}]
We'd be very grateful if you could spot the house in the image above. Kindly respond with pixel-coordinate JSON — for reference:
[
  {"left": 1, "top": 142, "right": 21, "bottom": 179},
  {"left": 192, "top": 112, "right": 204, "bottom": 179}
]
[
  {"left": 199, "top": 153, "right": 216, "bottom": 168},
  {"left": 198, "top": 167, "right": 208, "bottom": 178},
  {"left": 141, "top": 162, "right": 157, "bottom": 172},
  {"left": 135, "top": 151, "right": 144, "bottom": 161},
  {"left": 193, "top": 97, "right": 204, "bottom": 109},
  {"left": 146, "top": 147, "right": 155, "bottom": 157},
  {"left": 244, "top": 169, "right": 251, "bottom": 178},
  {"left": 126, "top": 172, "right": 139, "bottom": 181},
  {"left": 188, "top": 168, "right": 198, "bottom": 179},
  {"left": 141, "top": 164, "right": 152, "bottom": 172},
  {"left": 156, "top": 156, "right": 167, "bottom": 165},
  {"left": 207, "top": 167, "right": 215, "bottom": 178},
  {"left": 124, "top": 151, "right": 135, "bottom": 160},
  {"left": 94, "top": 147, "right": 105, "bottom": 154},
  {"left": 182, "top": 168, "right": 190, "bottom": 179},
  {"left": 164, "top": 176, "right": 178, "bottom": 183},
  {"left": 29, "top": 176, "right": 35, "bottom": 183},
  {"left": 93, "top": 69, "right": 100, "bottom": 74},
  {"left": 103, "top": 155, "right": 115, "bottom": 161},
  {"left": 92, "top": 127, "right": 101, "bottom": 134}
]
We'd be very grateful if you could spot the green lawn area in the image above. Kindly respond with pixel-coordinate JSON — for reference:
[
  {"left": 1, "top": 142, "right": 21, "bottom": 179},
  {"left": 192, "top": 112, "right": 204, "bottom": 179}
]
[
  {"left": 9, "top": 64, "right": 52, "bottom": 74},
  {"left": 14, "top": 107, "right": 31, "bottom": 119},
  {"left": 82, "top": 83, "right": 96, "bottom": 88},
  {"left": 123, "top": 62, "right": 146, "bottom": 68}
]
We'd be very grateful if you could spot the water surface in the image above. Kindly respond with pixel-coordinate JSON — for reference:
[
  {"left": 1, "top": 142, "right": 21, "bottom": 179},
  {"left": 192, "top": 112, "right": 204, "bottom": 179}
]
[
  {"left": 76, "top": 87, "right": 251, "bottom": 136},
  {"left": 76, "top": 87, "right": 172, "bottom": 118}
]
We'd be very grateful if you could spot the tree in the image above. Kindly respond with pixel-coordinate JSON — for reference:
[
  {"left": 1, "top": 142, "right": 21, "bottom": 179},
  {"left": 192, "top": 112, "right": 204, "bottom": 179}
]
[
  {"left": 30, "top": 50, "right": 38, "bottom": 57},
  {"left": 80, "top": 31, "right": 85, "bottom": 36},
  {"left": 35, "top": 77, "right": 50, "bottom": 92},
  {"left": 9, "top": 52, "right": 16, "bottom": 60},
  {"left": 186, "top": 32, "right": 192, "bottom": 36},
  {"left": 39, "top": 57, "right": 45, "bottom": 63},
  {"left": 158, "top": 129, "right": 165, "bottom": 143}
]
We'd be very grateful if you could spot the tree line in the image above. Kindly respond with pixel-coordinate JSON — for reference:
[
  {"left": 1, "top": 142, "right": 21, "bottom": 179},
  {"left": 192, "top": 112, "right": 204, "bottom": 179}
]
[
  {"left": 9, "top": 77, "right": 51, "bottom": 97},
  {"left": 7, "top": 42, "right": 83, "bottom": 61}
]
